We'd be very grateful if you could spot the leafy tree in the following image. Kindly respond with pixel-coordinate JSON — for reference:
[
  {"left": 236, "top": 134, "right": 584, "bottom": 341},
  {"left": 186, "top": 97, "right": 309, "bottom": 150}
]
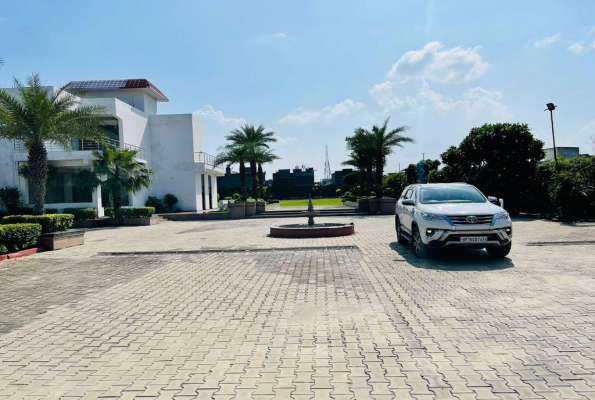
[
  {"left": 0, "top": 187, "right": 22, "bottom": 213},
  {"left": 344, "top": 119, "right": 414, "bottom": 197},
  {"left": 77, "top": 146, "right": 153, "bottom": 215},
  {"left": 438, "top": 123, "right": 545, "bottom": 212},
  {"left": 253, "top": 147, "right": 279, "bottom": 198},
  {"left": 382, "top": 173, "right": 408, "bottom": 198},
  {"left": 163, "top": 193, "right": 179, "bottom": 211},
  {"left": 226, "top": 124, "right": 277, "bottom": 199},
  {"left": 342, "top": 171, "right": 360, "bottom": 187},
  {"left": 0, "top": 74, "right": 106, "bottom": 213},
  {"left": 404, "top": 164, "right": 418, "bottom": 184},
  {"left": 215, "top": 144, "right": 249, "bottom": 198}
]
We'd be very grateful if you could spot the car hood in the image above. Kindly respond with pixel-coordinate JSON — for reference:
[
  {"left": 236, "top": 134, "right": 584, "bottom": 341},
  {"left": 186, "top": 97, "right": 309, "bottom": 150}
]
[{"left": 419, "top": 202, "right": 503, "bottom": 216}]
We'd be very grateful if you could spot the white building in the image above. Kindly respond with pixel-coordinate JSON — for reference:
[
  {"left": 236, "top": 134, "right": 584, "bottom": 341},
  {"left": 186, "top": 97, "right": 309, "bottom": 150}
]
[{"left": 0, "top": 79, "right": 224, "bottom": 216}]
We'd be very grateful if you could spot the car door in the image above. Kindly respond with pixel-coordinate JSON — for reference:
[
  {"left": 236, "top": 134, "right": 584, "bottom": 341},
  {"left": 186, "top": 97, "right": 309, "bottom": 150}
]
[{"left": 400, "top": 188, "right": 415, "bottom": 233}]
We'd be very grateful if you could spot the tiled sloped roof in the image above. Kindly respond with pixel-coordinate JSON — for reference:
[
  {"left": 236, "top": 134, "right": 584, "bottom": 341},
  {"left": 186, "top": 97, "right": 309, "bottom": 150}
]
[{"left": 67, "top": 79, "right": 168, "bottom": 101}]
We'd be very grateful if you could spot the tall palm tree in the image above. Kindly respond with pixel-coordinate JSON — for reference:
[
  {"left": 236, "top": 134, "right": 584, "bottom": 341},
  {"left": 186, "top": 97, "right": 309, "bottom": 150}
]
[
  {"left": 215, "top": 144, "right": 249, "bottom": 197},
  {"left": 226, "top": 124, "right": 277, "bottom": 198},
  {"left": 79, "top": 146, "right": 153, "bottom": 215},
  {"left": 253, "top": 147, "right": 279, "bottom": 198},
  {"left": 0, "top": 74, "right": 106, "bottom": 213},
  {"left": 370, "top": 118, "right": 413, "bottom": 195}
]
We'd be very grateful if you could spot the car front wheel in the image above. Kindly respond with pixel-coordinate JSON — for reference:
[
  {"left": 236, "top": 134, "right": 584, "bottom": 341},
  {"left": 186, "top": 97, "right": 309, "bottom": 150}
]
[
  {"left": 412, "top": 226, "right": 432, "bottom": 258},
  {"left": 486, "top": 242, "right": 512, "bottom": 258}
]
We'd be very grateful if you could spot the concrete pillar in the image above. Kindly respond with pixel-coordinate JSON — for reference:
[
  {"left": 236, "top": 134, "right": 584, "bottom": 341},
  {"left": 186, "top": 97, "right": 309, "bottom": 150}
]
[{"left": 94, "top": 186, "right": 104, "bottom": 217}]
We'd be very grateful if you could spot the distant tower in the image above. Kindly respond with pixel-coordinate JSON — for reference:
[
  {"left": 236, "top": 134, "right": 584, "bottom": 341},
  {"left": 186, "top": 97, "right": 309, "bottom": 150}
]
[{"left": 323, "top": 145, "right": 331, "bottom": 182}]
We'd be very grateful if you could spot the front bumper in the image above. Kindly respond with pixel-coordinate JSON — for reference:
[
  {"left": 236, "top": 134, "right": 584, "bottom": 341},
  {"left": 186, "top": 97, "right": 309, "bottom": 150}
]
[{"left": 425, "top": 228, "right": 512, "bottom": 249}]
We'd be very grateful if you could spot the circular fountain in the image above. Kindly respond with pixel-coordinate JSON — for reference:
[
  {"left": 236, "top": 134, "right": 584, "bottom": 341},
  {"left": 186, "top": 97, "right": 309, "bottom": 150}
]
[{"left": 270, "top": 196, "right": 355, "bottom": 238}]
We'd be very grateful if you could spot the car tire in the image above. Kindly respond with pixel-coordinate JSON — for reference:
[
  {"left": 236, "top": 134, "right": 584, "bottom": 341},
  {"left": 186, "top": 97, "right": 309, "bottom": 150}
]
[
  {"left": 412, "top": 225, "right": 432, "bottom": 258},
  {"left": 395, "top": 216, "right": 408, "bottom": 244},
  {"left": 486, "top": 242, "right": 512, "bottom": 258}
]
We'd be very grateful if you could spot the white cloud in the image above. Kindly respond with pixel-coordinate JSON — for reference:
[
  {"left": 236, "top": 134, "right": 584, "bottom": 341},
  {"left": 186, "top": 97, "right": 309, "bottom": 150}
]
[
  {"left": 278, "top": 99, "right": 365, "bottom": 124},
  {"left": 533, "top": 33, "right": 561, "bottom": 48},
  {"left": 568, "top": 41, "right": 595, "bottom": 54},
  {"left": 370, "top": 79, "right": 511, "bottom": 121},
  {"left": 387, "top": 42, "right": 488, "bottom": 84},
  {"left": 273, "top": 32, "right": 287, "bottom": 39},
  {"left": 276, "top": 136, "right": 298, "bottom": 145},
  {"left": 193, "top": 104, "right": 246, "bottom": 126}
]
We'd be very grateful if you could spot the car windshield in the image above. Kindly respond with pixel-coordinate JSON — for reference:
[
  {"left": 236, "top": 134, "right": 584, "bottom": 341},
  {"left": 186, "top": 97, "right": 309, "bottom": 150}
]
[{"left": 420, "top": 186, "right": 486, "bottom": 204}]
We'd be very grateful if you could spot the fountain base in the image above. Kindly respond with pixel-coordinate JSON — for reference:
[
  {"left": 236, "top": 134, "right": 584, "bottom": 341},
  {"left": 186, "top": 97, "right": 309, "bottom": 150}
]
[{"left": 270, "top": 222, "right": 355, "bottom": 238}]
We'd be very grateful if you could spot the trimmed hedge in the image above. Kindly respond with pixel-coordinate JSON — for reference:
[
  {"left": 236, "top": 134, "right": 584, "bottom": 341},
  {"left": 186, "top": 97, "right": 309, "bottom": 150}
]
[
  {"left": 45, "top": 208, "right": 59, "bottom": 214},
  {"left": 2, "top": 214, "right": 73, "bottom": 233},
  {"left": 104, "top": 207, "right": 155, "bottom": 218},
  {"left": 0, "top": 223, "right": 42, "bottom": 253},
  {"left": 62, "top": 208, "right": 98, "bottom": 220}
]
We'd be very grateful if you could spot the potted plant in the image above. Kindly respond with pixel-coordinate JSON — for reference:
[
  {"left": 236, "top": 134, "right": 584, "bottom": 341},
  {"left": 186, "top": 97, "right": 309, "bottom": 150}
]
[
  {"left": 368, "top": 196, "right": 381, "bottom": 214},
  {"left": 358, "top": 197, "right": 369, "bottom": 212},
  {"left": 245, "top": 198, "right": 257, "bottom": 217},
  {"left": 255, "top": 198, "right": 266, "bottom": 213},
  {"left": 379, "top": 197, "right": 397, "bottom": 214},
  {"left": 228, "top": 201, "right": 245, "bottom": 219}
]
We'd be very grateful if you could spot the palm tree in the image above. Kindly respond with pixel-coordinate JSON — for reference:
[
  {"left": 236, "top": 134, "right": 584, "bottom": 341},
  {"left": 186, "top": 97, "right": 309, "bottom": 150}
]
[
  {"left": 253, "top": 148, "right": 279, "bottom": 198},
  {"left": 78, "top": 146, "right": 153, "bottom": 215},
  {"left": 215, "top": 144, "right": 249, "bottom": 197},
  {"left": 370, "top": 118, "right": 414, "bottom": 195},
  {"left": 0, "top": 74, "right": 106, "bottom": 213},
  {"left": 226, "top": 124, "right": 277, "bottom": 198},
  {"left": 343, "top": 128, "right": 376, "bottom": 193}
]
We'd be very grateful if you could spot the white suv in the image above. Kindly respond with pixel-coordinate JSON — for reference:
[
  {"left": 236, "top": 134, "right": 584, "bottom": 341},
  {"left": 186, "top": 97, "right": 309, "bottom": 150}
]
[{"left": 395, "top": 183, "right": 512, "bottom": 258}]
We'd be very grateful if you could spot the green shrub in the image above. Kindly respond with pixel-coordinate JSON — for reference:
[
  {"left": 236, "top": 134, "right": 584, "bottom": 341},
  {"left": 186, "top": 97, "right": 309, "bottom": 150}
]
[
  {"left": 0, "top": 187, "right": 23, "bottom": 214},
  {"left": 0, "top": 244, "right": 7, "bottom": 254},
  {"left": 145, "top": 196, "right": 164, "bottom": 213},
  {"left": 105, "top": 207, "right": 155, "bottom": 218},
  {"left": 44, "top": 208, "right": 59, "bottom": 214},
  {"left": 246, "top": 197, "right": 256, "bottom": 202},
  {"left": 2, "top": 214, "right": 73, "bottom": 233},
  {"left": 62, "top": 208, "right": 98, "bottom": 220},
  {"left": 163, "top": 193, "right": 179, "bottom": 211},
  {"left": 0, "top": 223, "right": 42, "bottom": 252},
  {"left": 232, "top": 193, "right": 241, "bottom": 200}
]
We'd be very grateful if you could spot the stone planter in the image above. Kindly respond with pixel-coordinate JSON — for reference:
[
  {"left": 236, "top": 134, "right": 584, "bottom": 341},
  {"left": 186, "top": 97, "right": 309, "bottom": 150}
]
[
  {"left": 368, "top": 198, "right": 381, "bottom": 214},
  {"left": 37, "top": 229, "right": 85, "bottom": 251},
  {"left": 245, "top": 201, "right": 257, "bottom": 217},
  {"left": 379, "top": 198, "right": 396, "bottom": 215},
  {"left": 256, "top": 201, "right": 266, "bottom": 214},
  {"left": 358, "top": 198, "right": 369, "bottom": 212},
  {"left": 228, "top": 202, "right": 245, "bottom": 219},
  {"left": 96, "top": 217, "right": 158, "bottom": 227}
]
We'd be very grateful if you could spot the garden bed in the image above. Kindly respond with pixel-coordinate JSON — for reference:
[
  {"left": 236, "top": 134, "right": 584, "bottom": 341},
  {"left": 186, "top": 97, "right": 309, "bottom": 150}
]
[
  {"left": 37, "top": 229, "right": 85, "bottom": 251},
  {"left": 0, "top": 247, "right": 46, "bottom": 262}
]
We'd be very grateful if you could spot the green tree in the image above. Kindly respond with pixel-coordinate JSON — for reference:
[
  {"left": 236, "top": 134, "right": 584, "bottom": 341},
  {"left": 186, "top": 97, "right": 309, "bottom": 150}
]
[
  {"left": 0, "top": 74, "right": 106, "bottom": 213},
  {"left": 253, "top": 147, "right": 279, "bottom": 198},
  {"left": 416, "top": 159, "right": 441, "bottom": 183},
  {"left": 78, "top": 146, "right": 153, "bottom": 215},
  {"left": 343, "top": 128, "right": 375, "bottom": 193},
  {"left": 438, "top": 123, "right": 545, "bottom": 212},
  {"left": 383, "top": 173, "right": 408, "bottom": 198},
  {"left": 404, "top": 164, "right": 418, "bottom": 184},
  {"left": 226, "top": 124, "right": 277, "bottom": 198},
  {"left": 215, "top": 144, "right": 249, "bottom": 198}
]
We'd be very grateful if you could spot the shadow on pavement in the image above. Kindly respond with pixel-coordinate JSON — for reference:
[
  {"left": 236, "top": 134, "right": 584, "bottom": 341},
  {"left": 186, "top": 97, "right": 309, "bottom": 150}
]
[{"left": 389, "top": 242, "right": 514, "bottom": 271}]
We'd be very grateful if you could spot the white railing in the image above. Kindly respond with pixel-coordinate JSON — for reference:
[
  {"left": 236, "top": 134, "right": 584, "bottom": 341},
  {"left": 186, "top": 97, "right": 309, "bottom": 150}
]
[
  {"left": 194, "top": 152, "right": 219, "bottom": 166},
  {"left": 14, "top": 139, "right": 146, "bottom": 160}
]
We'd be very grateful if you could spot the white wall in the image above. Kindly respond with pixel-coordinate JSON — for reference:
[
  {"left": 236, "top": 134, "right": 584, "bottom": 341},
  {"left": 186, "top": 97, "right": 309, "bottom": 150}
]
[
  {"left": 149, "top": 114, "right": 201, "bottom": 211},
  {"left": 77, "top": 90, "right": 158, "bottom": 115}
]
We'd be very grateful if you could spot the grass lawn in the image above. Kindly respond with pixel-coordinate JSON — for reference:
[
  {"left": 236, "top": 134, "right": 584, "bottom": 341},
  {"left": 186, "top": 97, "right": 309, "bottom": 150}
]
[{"left": 280, "top": 198, "right": 344, "bottom": 207}]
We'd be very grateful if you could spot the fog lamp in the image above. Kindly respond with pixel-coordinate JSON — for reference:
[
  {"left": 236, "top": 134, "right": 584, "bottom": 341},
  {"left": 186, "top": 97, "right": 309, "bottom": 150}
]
[{"left": 426, "top": 229, "right": 434, "bottom": 236}]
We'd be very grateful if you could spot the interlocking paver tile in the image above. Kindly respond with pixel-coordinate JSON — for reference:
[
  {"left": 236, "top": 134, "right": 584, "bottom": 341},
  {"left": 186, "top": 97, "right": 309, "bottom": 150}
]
[{"left": 0, "top": 217, "right": 593, "bottom": 399}]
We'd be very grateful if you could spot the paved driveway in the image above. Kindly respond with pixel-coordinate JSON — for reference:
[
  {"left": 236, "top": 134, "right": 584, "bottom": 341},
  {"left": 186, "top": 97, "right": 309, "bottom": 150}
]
[{"left": 1, "top": 217, "right": 594, "bottom": 399}]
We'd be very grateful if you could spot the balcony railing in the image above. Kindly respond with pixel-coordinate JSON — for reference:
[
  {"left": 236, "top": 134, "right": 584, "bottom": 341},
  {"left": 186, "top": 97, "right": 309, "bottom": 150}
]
[
  {"left": 194, "top": 152, "right": 221, "bottom": 167},
  {"left": 14, "top": 138, "right": 146, "bottom": 160}
]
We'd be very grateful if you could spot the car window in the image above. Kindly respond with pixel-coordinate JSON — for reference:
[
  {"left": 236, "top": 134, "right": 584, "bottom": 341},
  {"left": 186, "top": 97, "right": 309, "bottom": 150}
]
[
  {"left": 403, "top": 189, "right": 413, "bottom": 199},
  {"left": 410, "top": 189, "right": 416, "bottom": 202},
  {"left": 420, "top": 186, "right": 486, "bottom": 204}
]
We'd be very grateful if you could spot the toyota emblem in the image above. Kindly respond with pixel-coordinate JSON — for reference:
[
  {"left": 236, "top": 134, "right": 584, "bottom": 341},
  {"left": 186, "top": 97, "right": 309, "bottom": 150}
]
[{"left": 466, "top": 216, "right": 478, "bottom": 223}]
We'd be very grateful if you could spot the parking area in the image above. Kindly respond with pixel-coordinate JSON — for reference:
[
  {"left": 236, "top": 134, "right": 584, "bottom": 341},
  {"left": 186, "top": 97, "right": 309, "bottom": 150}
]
[{"left": 1, "top": 216, "right": 594, "bottom": 399}]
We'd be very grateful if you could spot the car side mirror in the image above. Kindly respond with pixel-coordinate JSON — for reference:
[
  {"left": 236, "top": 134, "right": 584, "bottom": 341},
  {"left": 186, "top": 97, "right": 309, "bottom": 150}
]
[
  {"left": 499, "top": 198, "right": 504, "bottom": 208},
  {"left": 402, "top": 199, "right": 415, "bottom": 206},
  {"left": 488, "top": 196, "right": 498, "bottom": 205}
]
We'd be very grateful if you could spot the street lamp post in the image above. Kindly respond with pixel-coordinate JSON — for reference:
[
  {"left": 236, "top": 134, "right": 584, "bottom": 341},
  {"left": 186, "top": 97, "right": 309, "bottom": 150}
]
[{"left": 545, "top": 103, "right": 558, "bottom": 165}]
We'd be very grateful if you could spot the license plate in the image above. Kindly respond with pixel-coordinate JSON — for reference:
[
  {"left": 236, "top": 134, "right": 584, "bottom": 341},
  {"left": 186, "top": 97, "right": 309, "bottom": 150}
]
[{"left": 460, "top": 237, "right": 488, "bottom": 242}]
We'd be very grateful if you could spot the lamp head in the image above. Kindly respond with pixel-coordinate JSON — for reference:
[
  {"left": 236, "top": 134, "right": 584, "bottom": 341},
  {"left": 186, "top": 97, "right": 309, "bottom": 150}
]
[{"left": 546, "top": 103, "right": 556, "bottom": 111}]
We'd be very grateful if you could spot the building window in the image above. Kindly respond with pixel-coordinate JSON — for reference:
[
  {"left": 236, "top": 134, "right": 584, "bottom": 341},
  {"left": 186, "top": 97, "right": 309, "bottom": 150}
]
[{"left": 44, "top": 167, "right": 93, "bottom": 204}]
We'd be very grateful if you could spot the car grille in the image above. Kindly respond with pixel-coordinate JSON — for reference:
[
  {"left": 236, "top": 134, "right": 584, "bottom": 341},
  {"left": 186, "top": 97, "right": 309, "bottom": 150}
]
[{"left": 446, "top": 215, "right": 493, "bottom": 225}]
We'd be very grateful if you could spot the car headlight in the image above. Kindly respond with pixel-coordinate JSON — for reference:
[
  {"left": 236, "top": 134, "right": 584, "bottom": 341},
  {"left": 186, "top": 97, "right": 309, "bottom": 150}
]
[
  {"left": 495, "top": 211, "right": 510, "bottom": 220},
  {"left": 419, "top": 211, "right": 444, "bottom": 221}
]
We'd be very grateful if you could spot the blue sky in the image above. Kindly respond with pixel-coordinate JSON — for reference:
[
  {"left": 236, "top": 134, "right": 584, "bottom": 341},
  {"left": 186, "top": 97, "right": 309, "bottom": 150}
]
[{"left": 1, "top": 1, "right": 594, "bottom": 179}]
